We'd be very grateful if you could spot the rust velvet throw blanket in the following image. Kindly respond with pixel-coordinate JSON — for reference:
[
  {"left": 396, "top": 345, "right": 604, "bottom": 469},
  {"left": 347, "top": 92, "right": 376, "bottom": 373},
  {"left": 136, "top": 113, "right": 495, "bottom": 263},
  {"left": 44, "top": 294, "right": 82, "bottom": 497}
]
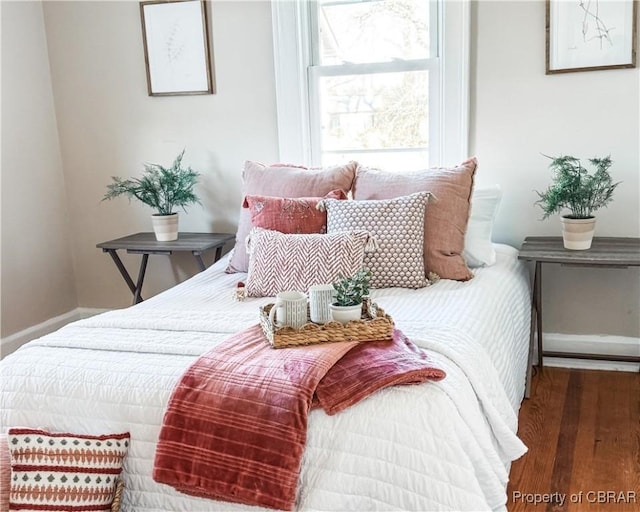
[{"left": 153, "top": 325, "right": 445, "bottom": 510}]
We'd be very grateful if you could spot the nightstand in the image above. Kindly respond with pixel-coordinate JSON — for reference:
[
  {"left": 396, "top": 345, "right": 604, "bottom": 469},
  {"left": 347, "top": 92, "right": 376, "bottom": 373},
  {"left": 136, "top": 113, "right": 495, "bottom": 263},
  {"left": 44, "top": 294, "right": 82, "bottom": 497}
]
[
  {"left": 518, "top": 236, "right": 640, "bottom": 398},
  {"left": 97, "top": 232, "right": 234, "bottom": 305}
]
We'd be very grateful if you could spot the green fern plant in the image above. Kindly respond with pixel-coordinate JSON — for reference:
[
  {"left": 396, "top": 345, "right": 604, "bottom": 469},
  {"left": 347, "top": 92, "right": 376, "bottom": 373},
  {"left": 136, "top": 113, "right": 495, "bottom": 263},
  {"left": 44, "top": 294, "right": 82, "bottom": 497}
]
[
  {"left": 332, "top": 268, "right": 371, "bottom": 307},
  {"left": 103, "top": 150, "right": 201, "bottom": 215},
  {"left": 535, "top": 155, "right": 620, "bottom": 219}
]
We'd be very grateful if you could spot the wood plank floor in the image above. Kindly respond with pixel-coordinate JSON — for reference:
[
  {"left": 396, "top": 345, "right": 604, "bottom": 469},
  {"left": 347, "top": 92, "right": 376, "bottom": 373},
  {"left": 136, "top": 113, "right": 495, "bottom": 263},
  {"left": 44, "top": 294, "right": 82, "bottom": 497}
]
[{"left": 508, "top": 367, "right": 640, "bottom": 511}]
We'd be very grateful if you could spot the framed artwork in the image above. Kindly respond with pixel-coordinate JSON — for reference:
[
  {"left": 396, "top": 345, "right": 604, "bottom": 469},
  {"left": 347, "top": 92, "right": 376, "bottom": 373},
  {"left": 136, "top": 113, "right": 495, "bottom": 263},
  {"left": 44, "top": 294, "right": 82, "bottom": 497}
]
[
  {"left": 140, "top": 0, "right": 215, "bottom": 96},
  {"left": 546, "top": 0, "right": 638, "bottom": 74}
]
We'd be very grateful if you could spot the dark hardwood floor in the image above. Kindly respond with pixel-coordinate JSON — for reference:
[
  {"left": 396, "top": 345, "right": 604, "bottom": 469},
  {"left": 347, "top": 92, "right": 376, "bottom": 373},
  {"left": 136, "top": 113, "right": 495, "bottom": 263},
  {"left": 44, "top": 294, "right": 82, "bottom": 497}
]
[{"left": 508, "top": 367, "right": 640, "bottom": 511}]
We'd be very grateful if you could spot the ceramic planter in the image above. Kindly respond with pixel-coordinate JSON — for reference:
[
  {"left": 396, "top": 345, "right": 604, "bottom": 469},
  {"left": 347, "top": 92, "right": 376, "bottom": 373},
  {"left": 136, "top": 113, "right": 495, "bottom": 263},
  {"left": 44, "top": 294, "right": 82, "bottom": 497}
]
[
  {"left": 330, "top": 303, "right": 362, "bottom": 324},
  {"left": 561, "top": 216, "right": 595, "bottom": 250},
  {"left": 152, "top": 213, "right": 178, "bottom": 241}
]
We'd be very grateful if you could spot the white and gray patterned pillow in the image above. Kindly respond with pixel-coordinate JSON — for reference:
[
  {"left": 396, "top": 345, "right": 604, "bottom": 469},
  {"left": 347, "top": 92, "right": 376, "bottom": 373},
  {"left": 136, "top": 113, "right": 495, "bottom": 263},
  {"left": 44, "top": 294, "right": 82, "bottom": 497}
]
[
  {"left": 245, "top": 227, "right": 373, "bottom": 297},
  {"left": 322, "top": 192, "right": 429, "bottom": 289}
]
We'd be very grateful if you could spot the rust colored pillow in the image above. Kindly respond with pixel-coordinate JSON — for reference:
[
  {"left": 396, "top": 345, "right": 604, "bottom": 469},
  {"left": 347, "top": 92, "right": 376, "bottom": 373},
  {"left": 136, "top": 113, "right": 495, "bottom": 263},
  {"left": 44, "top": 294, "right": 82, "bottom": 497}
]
[
  {"left": 226, "top": 161, "right": 357, "bottom": 273},
  {"left": 243, "top": 189, "right": 347, "bottom": 234},
  {"left": 353, "top": 158, "right": 477, "bottom": 281}
]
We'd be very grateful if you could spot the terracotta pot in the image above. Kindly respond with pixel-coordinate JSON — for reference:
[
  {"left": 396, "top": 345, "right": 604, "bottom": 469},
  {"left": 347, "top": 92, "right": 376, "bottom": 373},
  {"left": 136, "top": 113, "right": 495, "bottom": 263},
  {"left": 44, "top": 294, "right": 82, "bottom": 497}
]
[
  {"left": 561, "top": 216, "right": 595, "bottom": 250},
  {"left": 152, "top": 213, "right": 178, "bottom": 241},
  {"left": 330, "top": 303, "right": 362, "bottom": 324}
]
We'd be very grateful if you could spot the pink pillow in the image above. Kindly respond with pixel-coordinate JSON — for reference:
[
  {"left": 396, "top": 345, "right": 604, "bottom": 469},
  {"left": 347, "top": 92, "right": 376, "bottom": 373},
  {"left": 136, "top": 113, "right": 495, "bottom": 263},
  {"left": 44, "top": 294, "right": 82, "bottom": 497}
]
[
  {"left": 353, "top": 158, "right": 477, "bottom": 281},
  {"left": 245, "top": 228, "right": 373, "bottom": 297},
  {"left": 226, "top": 161, "right": 357, "bottom": 273},
  {"left": 243, "top": 189, "right": 347, "bottom": 234}
]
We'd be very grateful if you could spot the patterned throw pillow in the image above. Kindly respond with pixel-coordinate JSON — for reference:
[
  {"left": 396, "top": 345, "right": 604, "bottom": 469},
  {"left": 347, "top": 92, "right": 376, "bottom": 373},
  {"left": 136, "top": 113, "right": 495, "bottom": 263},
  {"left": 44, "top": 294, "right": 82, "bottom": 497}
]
[
  {"left": 245, "top": 228, "right": 373, "bottom": 297},
  {"left": 322, "top": 192, "right": 430, "bottom": 289},
  {"left": 243, "top": 189, "right": 347, "bottom": 235},
  {"left": 353, "top": 158, "right": 477, "bottom": 281},
  {"left": 7, "top": 428, "right": 130, "bottom": 511},
  {"left": 226, "top": 161, "right": 357, "bottom": 273},
  {"left": 1, "top": 434, "right": 9, "bottom": 511}
]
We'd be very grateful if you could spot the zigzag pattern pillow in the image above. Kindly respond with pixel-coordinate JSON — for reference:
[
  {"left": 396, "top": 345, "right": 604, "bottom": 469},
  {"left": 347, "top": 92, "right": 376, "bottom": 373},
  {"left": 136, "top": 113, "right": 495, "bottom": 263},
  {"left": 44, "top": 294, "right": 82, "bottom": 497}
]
[
  {"left": 245, "top": 228, "right": 372, "bottom": 297},
  {"left": 322, "top": 192, "right": 430, "bottom": 289},
  {"left": 7, "top": 428, "right": 129, "bottom": 511}
]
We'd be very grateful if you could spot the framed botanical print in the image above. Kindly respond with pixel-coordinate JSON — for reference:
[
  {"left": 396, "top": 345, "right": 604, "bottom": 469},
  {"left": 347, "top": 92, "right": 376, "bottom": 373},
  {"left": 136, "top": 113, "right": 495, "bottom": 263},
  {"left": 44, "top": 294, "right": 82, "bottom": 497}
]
[
  {"left": 546, "top": 0, "right": 637, "bottom": 74},
  {"left": 140, "top": 0, "right": 215, "bottom": 95}
]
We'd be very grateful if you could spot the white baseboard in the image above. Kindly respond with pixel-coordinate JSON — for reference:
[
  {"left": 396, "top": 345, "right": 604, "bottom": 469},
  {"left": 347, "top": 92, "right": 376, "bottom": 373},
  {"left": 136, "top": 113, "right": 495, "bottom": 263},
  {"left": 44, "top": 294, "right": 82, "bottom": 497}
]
[
  {"left": 1, "top": 307, "right": 109, "bottom": 359},
  {"left": 539, "top": 332, "right": 640, "bottom": 372}
]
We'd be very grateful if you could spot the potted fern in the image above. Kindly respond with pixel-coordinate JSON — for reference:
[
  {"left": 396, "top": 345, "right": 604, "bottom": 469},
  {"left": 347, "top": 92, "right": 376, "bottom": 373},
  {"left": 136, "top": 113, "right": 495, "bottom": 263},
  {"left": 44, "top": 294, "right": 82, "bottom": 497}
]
[
  {"left": 103, "top": 150, "right": 201, "bottom": 241},
  {"left": 535, "top": 155, "right": 620, "bottom": 250},
  {"left": 330, "top": 268, "right": 371, "bottom": 323}
]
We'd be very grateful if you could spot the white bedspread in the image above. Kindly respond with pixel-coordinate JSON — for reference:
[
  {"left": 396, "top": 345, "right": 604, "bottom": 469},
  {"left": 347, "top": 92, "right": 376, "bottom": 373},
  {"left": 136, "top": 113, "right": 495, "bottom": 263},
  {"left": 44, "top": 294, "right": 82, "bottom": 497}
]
[{"left": 1, "top": 244, "right": 530, "bottom": 511}]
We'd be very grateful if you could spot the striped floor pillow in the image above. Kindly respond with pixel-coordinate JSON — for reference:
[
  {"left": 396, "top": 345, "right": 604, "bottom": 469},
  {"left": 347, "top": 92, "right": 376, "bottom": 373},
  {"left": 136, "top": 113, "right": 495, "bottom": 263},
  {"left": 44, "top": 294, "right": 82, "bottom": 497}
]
[{"left": 7, "top": 428, "right": 129, "bottom": 511}]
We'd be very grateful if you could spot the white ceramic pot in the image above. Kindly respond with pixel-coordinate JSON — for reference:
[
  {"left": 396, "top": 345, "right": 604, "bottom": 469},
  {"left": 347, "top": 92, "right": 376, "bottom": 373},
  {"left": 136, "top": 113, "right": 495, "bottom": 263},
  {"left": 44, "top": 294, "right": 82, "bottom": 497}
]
[
  {"left": 330, "top": 303, "right": 362, "bottom": 324},
  {"left": 561, "top": 216, "right": 596, "bottom": 250},
  {"left": 152, "top": 213, "right": 179, "bottom": 241}
]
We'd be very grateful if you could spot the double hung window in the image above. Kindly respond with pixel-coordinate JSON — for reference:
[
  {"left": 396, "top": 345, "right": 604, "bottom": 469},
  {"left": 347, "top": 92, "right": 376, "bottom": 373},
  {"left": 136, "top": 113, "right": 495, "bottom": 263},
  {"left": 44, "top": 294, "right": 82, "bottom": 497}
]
[{"left": 272, "top": 0, "right": 469, "bottom": 170}]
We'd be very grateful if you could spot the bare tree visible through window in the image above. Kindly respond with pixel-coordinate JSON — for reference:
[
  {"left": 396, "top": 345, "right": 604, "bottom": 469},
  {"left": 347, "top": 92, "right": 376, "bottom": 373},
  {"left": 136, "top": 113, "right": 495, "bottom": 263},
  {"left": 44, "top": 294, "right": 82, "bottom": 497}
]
[{"left": 315, "top": 0, "right": 430, "bottom": 169}]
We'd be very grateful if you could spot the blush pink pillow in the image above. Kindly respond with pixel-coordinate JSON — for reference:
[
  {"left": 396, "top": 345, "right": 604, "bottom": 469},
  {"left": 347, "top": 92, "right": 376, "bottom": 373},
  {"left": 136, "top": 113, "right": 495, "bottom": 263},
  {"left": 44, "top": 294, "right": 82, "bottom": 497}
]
[
  {"left": 226, "top": 161, "right": 357, "bottom": 273},
  {"left": 243, "top": 189, "right": 347, "bottom": 235},
  {"left": 353, "top": 158, "right": 477, "bottom": 281}
]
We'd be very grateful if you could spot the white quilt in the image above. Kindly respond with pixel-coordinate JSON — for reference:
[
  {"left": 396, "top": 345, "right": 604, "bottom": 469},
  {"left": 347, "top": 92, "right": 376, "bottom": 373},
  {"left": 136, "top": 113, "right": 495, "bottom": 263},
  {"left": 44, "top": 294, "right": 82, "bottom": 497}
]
[{"left": 1, "top": 244, "right": 530, "bottom": 511}]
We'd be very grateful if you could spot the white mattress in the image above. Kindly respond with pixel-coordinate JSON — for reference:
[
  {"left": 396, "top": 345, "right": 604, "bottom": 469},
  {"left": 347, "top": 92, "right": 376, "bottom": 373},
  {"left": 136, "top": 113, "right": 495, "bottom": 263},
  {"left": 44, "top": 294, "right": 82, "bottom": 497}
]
[{"left": 1, "top": 244, "right": 531, "bottom": 511}]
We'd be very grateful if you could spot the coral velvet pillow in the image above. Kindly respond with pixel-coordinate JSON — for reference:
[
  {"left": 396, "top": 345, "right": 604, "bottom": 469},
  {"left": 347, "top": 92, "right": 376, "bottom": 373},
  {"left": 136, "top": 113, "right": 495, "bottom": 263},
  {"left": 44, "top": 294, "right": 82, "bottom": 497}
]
[
  {"left": 226, "top": 161, "right": 357, "bottom": 273},
  {"left": 245, "top": 228, "right": 373, "bottom": 297},
  {"left": 6, "top": 428, "right": 130, "bottom": 511},
  {"left": 353, "top": 158, "right": 477, "bottom": 281},
  {"left": 243, "top": 189, "right": 347, "bottom": 234},
  {"left": 322, "top": 192, "right": 430, "bottom": 289}
]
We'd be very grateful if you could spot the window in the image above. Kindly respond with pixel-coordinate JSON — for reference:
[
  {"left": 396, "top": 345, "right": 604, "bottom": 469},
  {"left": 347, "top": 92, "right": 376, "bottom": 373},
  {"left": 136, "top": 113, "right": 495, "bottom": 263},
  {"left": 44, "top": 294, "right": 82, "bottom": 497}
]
[{"left": 272, "top": 0, "right": 469, "bottom": 169}]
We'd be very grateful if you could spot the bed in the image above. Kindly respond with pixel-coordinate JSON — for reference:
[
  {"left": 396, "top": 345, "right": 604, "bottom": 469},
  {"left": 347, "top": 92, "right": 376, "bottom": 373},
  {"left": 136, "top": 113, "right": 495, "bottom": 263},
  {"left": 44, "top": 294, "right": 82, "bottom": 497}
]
[{"left": 1, "top": 242, "right": 530, "bottom": 512}]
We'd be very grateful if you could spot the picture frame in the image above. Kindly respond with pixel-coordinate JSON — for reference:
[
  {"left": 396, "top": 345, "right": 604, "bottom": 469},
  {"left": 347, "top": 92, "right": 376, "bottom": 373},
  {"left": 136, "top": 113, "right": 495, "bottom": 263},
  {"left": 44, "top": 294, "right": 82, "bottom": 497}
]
[
  {"left": 140, "top": 0, "right": 215, "bottom": 96},
  {"left": 546, "top": 0, "right": 638, "bottom": 74}
]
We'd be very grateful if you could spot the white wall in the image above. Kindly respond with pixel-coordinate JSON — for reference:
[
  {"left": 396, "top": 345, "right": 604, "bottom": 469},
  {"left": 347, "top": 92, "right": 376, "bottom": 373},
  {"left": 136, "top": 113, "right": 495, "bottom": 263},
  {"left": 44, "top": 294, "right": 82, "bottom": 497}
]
[
  {"left": 43, "top": 0, "right": 278, "bottom": 307},
  {"left": 471, "top": 1, "right": 640, "bottom": 338},
  {"left": 0, "top": 1, "right": 78, "bottom": 340}
]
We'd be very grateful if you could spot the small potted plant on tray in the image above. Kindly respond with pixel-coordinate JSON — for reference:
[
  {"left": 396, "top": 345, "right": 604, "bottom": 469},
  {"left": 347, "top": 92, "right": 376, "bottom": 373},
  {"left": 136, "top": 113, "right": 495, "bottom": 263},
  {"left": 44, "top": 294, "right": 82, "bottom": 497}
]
[
  {"left": 103, "top": 150, "right": 201, "bottom": 241},
  {"left": 535, "top": 155, "right": 620, "bottom": 250},
  {"left": 330, "top": 268, "right": 371, "bottom": 323}
]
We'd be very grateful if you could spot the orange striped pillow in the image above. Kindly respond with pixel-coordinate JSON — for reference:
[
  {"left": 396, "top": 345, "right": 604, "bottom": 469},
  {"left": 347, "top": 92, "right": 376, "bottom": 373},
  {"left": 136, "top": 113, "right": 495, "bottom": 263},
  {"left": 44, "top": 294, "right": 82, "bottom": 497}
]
[{"left": 7, "top": 428, "right": 129, "bottom": 511}]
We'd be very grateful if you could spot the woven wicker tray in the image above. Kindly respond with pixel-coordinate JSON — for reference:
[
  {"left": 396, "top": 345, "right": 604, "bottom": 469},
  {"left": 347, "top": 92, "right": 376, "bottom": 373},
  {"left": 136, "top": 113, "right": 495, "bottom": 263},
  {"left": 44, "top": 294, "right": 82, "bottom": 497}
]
[{"left": 259, "top": 299, "right": 394, "bottom": 348}]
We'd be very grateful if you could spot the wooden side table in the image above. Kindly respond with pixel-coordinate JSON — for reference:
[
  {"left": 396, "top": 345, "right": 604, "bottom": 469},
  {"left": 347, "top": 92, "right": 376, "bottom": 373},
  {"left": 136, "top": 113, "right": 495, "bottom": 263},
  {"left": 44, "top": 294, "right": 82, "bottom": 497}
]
[
  {"left": 97, "top": 232, "right": 234, "bottom": 305},
  {"left": 518, "top": 236, "right": 640, "bottom": 398}
]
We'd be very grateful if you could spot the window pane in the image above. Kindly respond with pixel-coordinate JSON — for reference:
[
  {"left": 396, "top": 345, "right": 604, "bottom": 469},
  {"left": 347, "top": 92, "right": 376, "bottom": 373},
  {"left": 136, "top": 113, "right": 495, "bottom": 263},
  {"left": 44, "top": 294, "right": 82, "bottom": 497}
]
[
  {"left": 318, "top": 70, "right": 429, "bottom": 157},
  {"left": 318, "top": 0, "right": 430, "bottom": 65}
]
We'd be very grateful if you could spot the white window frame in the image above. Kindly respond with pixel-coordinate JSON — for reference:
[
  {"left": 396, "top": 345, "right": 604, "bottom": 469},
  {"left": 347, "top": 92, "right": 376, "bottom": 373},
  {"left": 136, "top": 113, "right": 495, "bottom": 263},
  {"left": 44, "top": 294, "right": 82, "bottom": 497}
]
[{"left": 271, "top": 0, "right": 469, "bottom": 168}]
